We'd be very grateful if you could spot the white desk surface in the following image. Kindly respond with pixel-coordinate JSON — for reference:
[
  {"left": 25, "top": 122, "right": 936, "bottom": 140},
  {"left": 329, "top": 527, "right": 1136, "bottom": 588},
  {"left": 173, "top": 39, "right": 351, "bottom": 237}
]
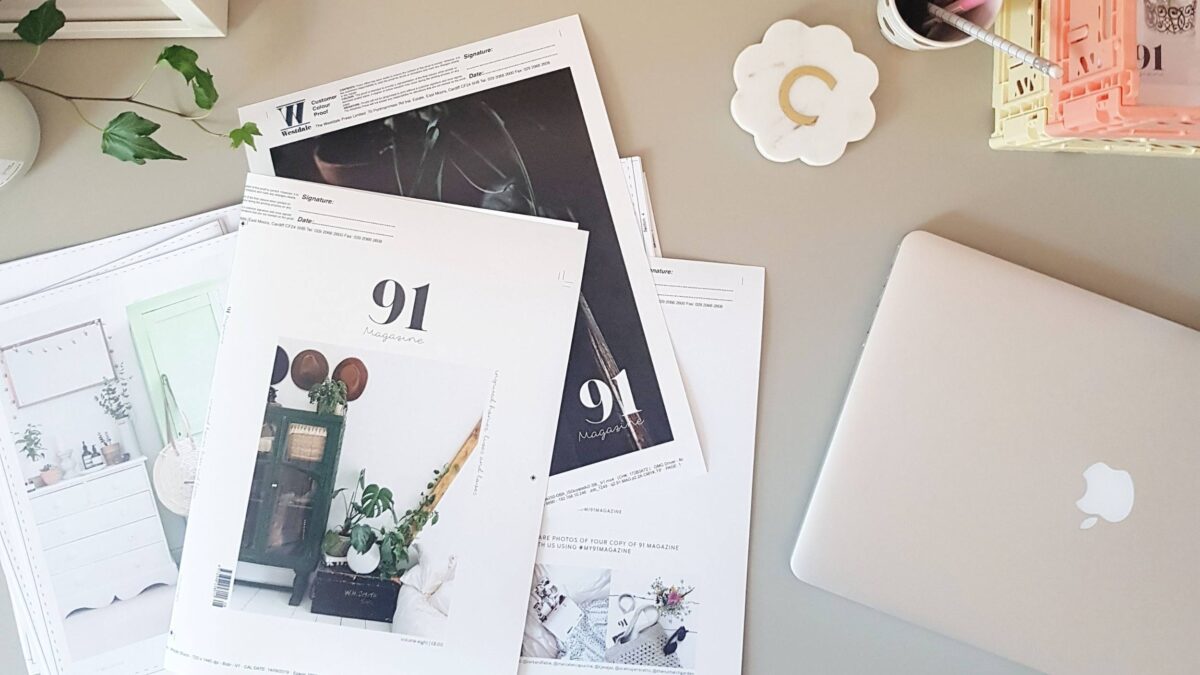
[{"left": 1, "top": 2, "right": 1197, "bottom": 673}]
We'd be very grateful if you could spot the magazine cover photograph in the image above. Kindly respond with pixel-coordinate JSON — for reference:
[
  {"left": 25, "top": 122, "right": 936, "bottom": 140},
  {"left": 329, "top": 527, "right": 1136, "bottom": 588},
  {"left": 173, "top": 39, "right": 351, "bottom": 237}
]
[
  {"left": 228, "top": 338, "right": 492, "bottom": 640},
  {"left": 265, "top": 68, "right": 673, "bottom": 478},
  {"left": 0, "top": 236, "right": 236, "bottom": 673}
]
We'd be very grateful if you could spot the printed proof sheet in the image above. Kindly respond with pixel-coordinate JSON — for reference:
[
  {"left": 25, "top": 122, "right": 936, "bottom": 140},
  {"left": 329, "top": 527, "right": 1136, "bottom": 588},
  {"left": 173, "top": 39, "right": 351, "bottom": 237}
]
[
  {"left": 520, "top": 259, "right": 765, "bottom": 674},
  {"left": 0, "top": 230, "right": 238, "bottom": 675},
  {"left": 239, "top": 16, "right": 703, "bottom": 504},
  {"left": 164, "top": 175, "right": 586, "bottom": 675}
]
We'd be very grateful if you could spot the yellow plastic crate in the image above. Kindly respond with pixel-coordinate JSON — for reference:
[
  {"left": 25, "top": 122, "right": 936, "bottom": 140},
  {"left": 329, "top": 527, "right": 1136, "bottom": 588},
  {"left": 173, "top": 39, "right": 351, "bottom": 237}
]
[{"left": 990, "top": 0, "right": 1200, "bottom": 157}]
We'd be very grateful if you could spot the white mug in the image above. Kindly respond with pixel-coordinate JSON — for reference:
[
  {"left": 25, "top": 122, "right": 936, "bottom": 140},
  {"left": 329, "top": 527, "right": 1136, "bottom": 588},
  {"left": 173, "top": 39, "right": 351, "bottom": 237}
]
[{"left": 877, "top": 0, "right": 1004, "bottom": 51}]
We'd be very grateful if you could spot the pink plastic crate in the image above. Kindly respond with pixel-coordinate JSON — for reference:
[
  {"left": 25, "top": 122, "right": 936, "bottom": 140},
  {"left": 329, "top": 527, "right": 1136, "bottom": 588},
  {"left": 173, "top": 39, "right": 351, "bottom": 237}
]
[{"left": 1048, "top": 0, "right": 1200, "bottom": 140}]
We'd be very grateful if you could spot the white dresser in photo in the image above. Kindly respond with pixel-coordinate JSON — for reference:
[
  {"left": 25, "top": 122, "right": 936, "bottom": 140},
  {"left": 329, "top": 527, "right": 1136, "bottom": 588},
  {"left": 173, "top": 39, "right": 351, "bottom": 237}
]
[{"left": 28, "top": 457, "right": 178, "bottom": 617}]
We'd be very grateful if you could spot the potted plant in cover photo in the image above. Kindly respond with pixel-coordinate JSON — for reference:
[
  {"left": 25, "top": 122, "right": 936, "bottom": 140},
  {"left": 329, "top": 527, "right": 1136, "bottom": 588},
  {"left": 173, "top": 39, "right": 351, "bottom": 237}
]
[
  {"left": 323, "top": 469, "right": 394, "bottom": 562},
  {"left": 354, "top": 420, "right": 483, "bottom": 579},
  {"left": 39, "top": 462, "right": 63, "bottom": 486},
  {"left": 95, "top": 364, "right": 142, "bottom": 458},
  {"left": 98, "top": 431, "right": 123, "bottom": 465},
  {"left": 14, "top": 424, "right": 54, "bottom": 485},
  {"left": 309, "top": 379, "right": 348, "bottom": 416}
]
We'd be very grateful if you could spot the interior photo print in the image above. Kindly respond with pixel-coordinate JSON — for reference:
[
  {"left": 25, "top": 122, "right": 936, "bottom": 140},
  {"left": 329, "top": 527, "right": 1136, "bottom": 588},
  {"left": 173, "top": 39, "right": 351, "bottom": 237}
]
[
  {"left": 0, "top": 278, "right": 226, "bottom": 663},
  {"left": 229, "top": 338, "right": 492, "bottom": 640},
  {"left": 266, "top": 68, "right": 672, "bottom": 477},
  {"left": 523, "top": 564, "right": 699, "bottom": 670}
]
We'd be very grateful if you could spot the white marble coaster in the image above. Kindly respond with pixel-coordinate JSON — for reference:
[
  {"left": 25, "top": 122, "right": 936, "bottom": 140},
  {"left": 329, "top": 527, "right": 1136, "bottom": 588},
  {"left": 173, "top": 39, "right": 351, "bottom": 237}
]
[{"left": 731, "top": 20, "right": 879, "bottom": 166}]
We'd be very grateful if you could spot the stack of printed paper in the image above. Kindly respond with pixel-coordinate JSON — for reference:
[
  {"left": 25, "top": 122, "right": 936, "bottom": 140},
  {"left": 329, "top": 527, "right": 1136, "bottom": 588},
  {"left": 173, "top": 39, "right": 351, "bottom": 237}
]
[{"left": 0, "top": 15, "right": 765, "bottom": 675}]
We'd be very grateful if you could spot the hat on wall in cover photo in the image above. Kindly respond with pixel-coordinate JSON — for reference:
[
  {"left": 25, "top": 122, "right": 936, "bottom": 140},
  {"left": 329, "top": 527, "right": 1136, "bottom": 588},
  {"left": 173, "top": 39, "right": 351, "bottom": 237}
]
[
  {"left": 333, "top": 357, "right": 369, "bottom": 401},
  {"left": 290, "top": 349, "right": 329, "bottom": 390}
]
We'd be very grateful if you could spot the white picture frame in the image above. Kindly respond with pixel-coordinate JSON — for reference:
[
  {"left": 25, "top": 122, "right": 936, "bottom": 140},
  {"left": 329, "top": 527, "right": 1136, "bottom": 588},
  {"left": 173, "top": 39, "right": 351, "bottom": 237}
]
[
  {"left": 0, "top": 0, "right": 227, "bottom": 40},
  {"left": 0, "top": 320, "right": 116, "bottom": 408}
]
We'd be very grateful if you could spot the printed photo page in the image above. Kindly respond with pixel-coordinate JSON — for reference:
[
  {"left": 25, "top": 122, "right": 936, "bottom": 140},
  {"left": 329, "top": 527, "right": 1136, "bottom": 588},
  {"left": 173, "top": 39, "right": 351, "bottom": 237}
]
[
  {"left": 0, "top": 232, "right": 239, "bottom": 675},
  {"left": 165, "top": 174, "right": 587, "bottom": 675},
  {"left": 520, "top": 259, "right": 765, "bottom": 674},
  {"left": 238, "top": 15, "right": 704, "bottom": 504},
  {"left": 0, "top": 146, "right": 652, "bottom": 673},
  {"left": 0, "top": 205, "right": 240, "bottom": 305},
  {"left": 0, "top": 148, "right": 664, "bottom": 674}
]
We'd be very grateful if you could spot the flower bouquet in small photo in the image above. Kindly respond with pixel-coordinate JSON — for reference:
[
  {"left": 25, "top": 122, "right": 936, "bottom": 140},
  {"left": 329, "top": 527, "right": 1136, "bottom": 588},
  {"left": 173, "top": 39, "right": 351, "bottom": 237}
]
[{"left": 650, "top": 578, "right": 695, "bottom": 621}]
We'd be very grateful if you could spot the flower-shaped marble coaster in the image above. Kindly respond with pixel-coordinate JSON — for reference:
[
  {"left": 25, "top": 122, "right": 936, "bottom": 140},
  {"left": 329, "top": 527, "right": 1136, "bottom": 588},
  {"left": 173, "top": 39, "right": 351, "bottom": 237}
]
[{"left": 731, "top": 20, "right": 879, "bottom": 166}]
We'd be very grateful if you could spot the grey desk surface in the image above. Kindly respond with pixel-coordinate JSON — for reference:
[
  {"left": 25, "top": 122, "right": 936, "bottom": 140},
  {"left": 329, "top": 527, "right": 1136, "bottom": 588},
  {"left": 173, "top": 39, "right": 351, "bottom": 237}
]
[{"left": 1, "top": 1, "right": 1197, "bottom": 673}]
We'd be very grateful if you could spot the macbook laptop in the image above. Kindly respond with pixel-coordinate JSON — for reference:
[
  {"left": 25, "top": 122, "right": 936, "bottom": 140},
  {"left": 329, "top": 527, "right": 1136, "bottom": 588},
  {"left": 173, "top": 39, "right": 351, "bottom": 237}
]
[{"left": 792, "top": 232, "right": 1199, "bottom": 675}]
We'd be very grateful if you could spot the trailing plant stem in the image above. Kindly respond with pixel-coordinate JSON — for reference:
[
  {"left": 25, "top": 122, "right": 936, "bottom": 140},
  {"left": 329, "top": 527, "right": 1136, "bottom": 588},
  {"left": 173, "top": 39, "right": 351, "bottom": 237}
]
[
  {"left": 128, "top": 63, "right": 158, "bottom": 101},
  {"left": 11, "top": 78, "right": 214, "bottom": 121},
  {"left": 191, "top": 120, "right": 226, "bottom": 138},
  {"left": 13, "top": 45, "right": 41, "bottom": 81},
  {"left": 68, "top": 99, "right": 102, "bottom": 131}
]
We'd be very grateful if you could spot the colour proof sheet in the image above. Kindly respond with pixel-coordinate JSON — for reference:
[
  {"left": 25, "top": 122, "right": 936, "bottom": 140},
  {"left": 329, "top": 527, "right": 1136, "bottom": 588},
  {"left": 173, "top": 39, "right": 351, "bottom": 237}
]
[
  {"left": 0, "top": 231, "right": 238, "bottom": 675},
  {"left": 238, "top": 16, "right": 703, "bottom": 504},
  {"left": 164, "top": 174, "right": 587, "bottom": 675},
  {"left": 521, "top": 259, "right": 764, "bottom": 674}
]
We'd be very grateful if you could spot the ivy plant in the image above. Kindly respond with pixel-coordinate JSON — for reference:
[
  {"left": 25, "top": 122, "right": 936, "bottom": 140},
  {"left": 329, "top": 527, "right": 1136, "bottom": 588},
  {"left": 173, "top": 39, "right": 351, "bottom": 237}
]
[
  {"left": 371, "top": 465, "right": 447, "bottom": 579},
  {"left": 0, "top": 0, "right": 260, "bottom": 164},
  {"left": 308, "top": 379, "right": 348, "bottom": 416}
]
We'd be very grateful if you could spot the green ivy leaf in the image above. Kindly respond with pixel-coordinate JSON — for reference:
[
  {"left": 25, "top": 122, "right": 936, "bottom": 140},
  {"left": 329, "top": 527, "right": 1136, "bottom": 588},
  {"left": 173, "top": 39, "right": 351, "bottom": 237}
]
[
  {"left": 0, "top": 68, "right": 6, "bottom": 82},
  {"left": 101, "top": 112, "right": 186, "bottom": 165},
  {"left": 156, "top": 45, "right": 219, "bottom": 110},
  {"left": 14, "top": 1, "right": 66, "bottom": 45},
  {"left": 228, "top": 122, "right": 261, "bottom": 149},
  {"left": 191, "top": 70, "right": 217, "bottom": 109}
]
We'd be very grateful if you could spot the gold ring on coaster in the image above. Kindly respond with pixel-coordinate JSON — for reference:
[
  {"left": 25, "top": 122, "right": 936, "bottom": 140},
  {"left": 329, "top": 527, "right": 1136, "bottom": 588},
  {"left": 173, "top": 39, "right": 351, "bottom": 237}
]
[{"left": 778, "top": 65, "right": 837, "bottom": 126}]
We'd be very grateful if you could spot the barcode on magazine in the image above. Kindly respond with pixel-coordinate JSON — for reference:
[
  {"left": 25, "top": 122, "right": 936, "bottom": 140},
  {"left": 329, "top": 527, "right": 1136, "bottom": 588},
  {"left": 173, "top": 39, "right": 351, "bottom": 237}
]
[{"left": 212, "top": 566, "right": 233, "bottom": 608}]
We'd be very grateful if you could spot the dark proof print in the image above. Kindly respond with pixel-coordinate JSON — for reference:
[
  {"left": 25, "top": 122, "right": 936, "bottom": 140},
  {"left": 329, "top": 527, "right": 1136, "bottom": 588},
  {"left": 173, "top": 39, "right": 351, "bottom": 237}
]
[{"left": 270, "top": 68, "right": 672, "bottom": 475}]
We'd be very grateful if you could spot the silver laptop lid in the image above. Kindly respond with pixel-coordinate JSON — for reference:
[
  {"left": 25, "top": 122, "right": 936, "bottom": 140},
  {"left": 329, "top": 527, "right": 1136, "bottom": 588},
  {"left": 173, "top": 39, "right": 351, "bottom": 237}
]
[{"left": 792, "top": 232, "right": 1200, "bottom": 675}]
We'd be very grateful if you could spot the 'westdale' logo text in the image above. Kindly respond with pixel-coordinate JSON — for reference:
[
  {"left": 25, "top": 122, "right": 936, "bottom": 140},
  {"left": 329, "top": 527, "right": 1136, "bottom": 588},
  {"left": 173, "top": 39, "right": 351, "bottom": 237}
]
[{"left": 277, "top": 100, "right": 310, "bottom": 135}]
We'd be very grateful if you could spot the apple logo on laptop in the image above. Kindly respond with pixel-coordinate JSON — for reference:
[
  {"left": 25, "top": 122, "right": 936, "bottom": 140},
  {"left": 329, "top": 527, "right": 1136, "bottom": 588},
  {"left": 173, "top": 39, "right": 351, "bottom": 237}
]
[{"left": 1076, "top": 462, "right": 1135, "bottom": 530}]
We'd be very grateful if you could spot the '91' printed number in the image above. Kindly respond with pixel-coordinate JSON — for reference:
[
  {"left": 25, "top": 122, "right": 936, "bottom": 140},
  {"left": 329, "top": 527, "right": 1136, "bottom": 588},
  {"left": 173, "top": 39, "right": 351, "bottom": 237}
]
[
  {"left": 1138, "top": 44, "right": 1164, "bottom": 71},
  {"left": 372, "top": 279, "right": 430, "bottom": 331},
  {"left": 579, "top": 370, "right": 641, "bottom": 424}
]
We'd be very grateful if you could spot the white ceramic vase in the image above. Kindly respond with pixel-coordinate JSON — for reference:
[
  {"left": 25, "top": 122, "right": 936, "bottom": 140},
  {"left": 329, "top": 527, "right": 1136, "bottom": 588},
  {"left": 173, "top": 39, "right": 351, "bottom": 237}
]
[
  {"left": 116, "top": 417, "right": 143, "bottom": 459},
  {"left": 55, "top": 444, "right": 77, "bottom": 478},
  {"left": 0, "top": 82, "right": 40, "bottom": 191},
  {"left": 656, "top": 610, "right": 678, "bottom": 629},
  {"left": 347, "top": 544, "right": 381, "bottom": 575}
]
